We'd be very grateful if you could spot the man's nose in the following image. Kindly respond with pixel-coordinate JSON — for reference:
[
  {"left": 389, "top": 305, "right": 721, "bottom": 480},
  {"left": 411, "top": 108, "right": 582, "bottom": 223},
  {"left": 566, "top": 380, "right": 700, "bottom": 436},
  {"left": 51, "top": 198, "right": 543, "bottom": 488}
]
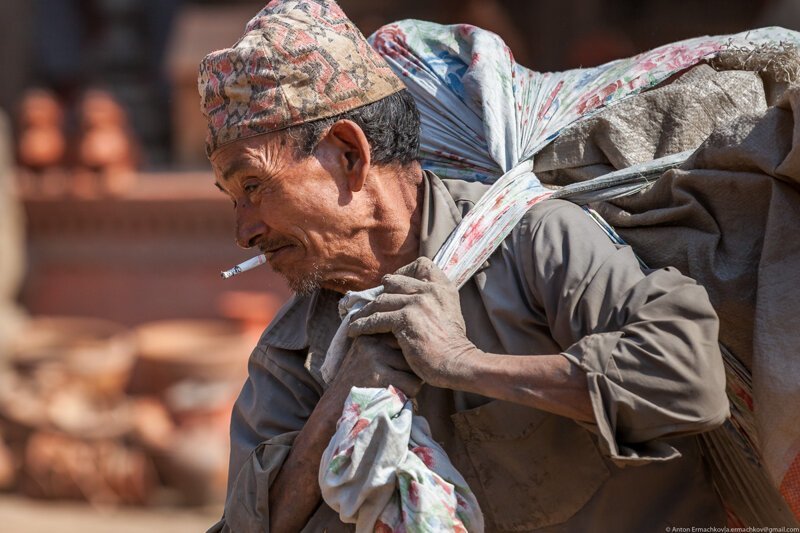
[{"left": 235, "top": 204, "right": 267, "bottom": 249}]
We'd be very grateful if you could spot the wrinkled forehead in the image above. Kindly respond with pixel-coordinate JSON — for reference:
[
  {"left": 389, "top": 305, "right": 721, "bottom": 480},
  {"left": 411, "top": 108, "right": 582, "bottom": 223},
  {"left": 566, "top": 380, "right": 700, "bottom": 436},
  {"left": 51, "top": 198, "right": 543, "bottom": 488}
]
[{"left": 211, "top": 131, "right": 296, "bottom": 184}]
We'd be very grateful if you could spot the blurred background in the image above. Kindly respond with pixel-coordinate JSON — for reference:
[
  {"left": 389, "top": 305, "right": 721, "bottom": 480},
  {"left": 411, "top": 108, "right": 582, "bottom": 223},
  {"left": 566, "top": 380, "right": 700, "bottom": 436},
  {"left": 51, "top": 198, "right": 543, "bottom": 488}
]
[{"left": 0, "top": 0, "right": 797, "bottom": 531}]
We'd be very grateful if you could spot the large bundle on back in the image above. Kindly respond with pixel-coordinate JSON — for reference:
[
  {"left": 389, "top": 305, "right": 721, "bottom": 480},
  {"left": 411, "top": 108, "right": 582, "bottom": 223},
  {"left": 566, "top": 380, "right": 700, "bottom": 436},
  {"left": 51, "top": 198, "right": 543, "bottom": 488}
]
[{"left": 368, "top": 21, "right": 800, "bottom": 525}]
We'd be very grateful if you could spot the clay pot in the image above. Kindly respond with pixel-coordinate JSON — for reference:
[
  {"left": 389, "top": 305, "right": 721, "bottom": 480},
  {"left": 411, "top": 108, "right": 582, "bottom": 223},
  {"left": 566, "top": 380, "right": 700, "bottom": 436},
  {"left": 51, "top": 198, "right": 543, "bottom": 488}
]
[
  {"left": 131, "top": 389, "right": 232, "bottom": 506},
  {"left": 130, "top": 319, "right": 251, "bottom": 395},
  {"left": 22, "top": 430, "right": 156, "bottom": 505},
  {"left": 73, "top": 89, "right": 138, "bottom": 197},
  {"left": 153, "top": 424, "right": 229, "bottom": 506},
  {"left": 16, "top": 89, "right": 66, "bottom": 172},
  {"left": 217, "top": 290, "right": 285, "bottom": 341}
]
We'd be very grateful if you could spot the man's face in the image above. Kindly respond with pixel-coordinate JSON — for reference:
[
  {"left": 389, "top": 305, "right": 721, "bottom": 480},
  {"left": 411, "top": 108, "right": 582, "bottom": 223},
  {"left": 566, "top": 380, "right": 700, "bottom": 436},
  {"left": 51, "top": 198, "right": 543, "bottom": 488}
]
[{"left": 211, "top": 132, "right": 374, "bottom": 294}]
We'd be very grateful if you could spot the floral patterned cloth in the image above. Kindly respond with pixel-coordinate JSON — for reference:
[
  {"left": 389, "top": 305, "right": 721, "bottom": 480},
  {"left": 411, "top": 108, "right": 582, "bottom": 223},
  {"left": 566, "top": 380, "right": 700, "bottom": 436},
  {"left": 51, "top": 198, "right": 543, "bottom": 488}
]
[{"left": 320, "top": 386, "right": 483, "bottom": 533}]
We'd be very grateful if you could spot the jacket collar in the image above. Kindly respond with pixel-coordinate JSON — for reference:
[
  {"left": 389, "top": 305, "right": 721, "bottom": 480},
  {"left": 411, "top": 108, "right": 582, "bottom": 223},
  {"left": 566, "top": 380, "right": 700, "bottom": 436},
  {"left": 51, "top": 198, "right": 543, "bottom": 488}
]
[{"left": 418, "top": 170, "right": 465, "bottom": 259}]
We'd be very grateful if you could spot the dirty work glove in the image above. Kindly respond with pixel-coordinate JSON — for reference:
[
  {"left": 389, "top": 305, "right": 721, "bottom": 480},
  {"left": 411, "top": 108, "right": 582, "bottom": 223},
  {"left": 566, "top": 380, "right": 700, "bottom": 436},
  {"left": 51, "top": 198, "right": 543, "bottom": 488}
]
[{"left": 348, "top": 257, "right": 477, "bottom": 389}]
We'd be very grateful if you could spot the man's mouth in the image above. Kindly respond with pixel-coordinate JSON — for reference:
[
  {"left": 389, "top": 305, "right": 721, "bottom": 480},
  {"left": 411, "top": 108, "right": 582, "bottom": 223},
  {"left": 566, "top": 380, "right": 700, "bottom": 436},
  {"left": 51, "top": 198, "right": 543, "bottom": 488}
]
[{"left": 260, "top": 242, "right": 295, "bottom": 259}]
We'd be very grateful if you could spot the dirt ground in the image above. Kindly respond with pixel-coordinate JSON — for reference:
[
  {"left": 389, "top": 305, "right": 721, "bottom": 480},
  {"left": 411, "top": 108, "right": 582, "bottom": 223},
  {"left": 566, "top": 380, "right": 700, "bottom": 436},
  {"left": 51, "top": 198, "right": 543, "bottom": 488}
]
[{"left": 0, "top": 495, "right": 221, "bottom": 533}]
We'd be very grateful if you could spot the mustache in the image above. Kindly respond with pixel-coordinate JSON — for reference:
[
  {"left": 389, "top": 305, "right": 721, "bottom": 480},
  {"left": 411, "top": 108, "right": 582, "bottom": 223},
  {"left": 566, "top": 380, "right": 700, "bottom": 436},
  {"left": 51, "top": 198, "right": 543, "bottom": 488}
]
[{"left": 258, "top": 238, "right": 295, "bottom": 253}]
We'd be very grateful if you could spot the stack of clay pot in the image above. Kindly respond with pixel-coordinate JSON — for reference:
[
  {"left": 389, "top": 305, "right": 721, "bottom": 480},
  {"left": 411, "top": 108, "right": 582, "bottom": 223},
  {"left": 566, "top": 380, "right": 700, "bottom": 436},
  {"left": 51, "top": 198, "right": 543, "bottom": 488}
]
[
  {"left": 16, "top": 87, "right": 138, "bottom": 198},
  {"left": 73, "top": 89, "right": 138, "bottom": 197},
  {"left": 0, "top": 316, "right": 252, "bottom": 507},
  {"left": 15, "top": 90, "right": 68, "bottom": 195},
  {"left": 0, "top": 316, "right": 151, "bottom": 505}
]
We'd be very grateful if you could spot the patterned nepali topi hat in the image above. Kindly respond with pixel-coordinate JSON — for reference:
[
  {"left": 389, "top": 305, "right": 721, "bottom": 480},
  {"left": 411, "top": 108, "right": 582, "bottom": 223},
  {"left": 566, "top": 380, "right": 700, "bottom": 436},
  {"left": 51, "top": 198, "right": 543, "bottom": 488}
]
[{"left": 198, "top": 0, "right": 405, "bottom": 156}]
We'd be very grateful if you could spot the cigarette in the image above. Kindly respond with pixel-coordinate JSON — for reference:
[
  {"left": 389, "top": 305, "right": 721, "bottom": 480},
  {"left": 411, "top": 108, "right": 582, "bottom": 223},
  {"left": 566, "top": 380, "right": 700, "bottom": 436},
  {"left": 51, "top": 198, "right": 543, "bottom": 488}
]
[{"left": 221, "top": 254, "right": 267, "bottom": 279}]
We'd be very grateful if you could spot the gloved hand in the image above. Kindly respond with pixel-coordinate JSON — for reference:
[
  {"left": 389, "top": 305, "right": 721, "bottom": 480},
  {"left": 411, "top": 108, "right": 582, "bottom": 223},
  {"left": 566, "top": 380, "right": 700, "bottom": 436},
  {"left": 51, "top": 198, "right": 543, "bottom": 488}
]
[{"left": 348, "top": 257, "right": 478, "bottom": 389}]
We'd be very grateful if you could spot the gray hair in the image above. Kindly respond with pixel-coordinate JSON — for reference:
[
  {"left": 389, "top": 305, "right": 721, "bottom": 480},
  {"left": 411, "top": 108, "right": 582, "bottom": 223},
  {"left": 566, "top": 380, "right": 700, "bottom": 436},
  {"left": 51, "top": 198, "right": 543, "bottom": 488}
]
[{"left": 287, "top": 89, "right": 420, "bottom": 166}]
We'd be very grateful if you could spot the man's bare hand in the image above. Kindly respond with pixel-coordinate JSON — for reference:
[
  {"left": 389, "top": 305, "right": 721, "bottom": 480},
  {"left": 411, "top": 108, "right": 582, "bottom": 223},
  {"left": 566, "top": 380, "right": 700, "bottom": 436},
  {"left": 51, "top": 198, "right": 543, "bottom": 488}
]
[
  {"left": 333, "top": 334, "right": 423, "bottom": 397},
  {"left": 348, "top": 257, "right": 478, "bottom": 389}
]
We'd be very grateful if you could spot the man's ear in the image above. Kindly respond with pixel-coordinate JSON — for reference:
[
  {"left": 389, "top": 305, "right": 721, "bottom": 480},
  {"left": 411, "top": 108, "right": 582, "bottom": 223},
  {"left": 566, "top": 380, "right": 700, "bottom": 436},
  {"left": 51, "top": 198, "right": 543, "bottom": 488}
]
[{"left": 324, "top": 120, "right": 371, "bottom": 192}]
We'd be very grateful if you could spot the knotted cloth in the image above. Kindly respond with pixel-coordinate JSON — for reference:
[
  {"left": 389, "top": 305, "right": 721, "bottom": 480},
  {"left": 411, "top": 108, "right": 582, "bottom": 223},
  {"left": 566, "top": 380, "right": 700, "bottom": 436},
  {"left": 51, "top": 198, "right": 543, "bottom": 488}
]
[{"left": 320, "top": 386, "right": 483, "bottom": 533}]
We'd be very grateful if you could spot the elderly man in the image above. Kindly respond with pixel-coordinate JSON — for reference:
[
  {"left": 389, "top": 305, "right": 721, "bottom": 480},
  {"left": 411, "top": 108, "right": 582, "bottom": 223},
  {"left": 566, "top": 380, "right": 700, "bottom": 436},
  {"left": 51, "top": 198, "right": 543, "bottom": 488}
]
[{"left": 201, "top": 1, "right": 729, "bottom": 531}]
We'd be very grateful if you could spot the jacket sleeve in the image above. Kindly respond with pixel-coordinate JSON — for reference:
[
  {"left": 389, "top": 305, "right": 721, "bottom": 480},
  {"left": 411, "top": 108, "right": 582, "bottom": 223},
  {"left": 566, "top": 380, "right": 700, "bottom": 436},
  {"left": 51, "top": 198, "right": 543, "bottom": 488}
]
[
  {"left": 208, "top": 342, "right": 322, "bottom": 533},
  {"left": 517, "top": 200, "right": 730, "bottom": 465}
]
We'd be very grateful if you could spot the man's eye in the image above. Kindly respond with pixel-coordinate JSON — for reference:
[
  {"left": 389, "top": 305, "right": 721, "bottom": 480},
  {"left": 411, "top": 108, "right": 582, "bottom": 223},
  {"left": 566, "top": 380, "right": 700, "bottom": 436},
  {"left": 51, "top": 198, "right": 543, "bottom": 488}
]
[{"left": 244, "top": 182, "right": 258, "bottom": 194}]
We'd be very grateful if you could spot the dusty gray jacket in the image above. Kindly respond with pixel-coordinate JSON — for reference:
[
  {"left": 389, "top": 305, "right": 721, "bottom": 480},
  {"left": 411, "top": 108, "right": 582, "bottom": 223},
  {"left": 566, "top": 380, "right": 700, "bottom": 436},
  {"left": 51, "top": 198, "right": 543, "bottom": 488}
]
[{"left": 210, "top": 171, "right": 729, "bottom": 532}]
